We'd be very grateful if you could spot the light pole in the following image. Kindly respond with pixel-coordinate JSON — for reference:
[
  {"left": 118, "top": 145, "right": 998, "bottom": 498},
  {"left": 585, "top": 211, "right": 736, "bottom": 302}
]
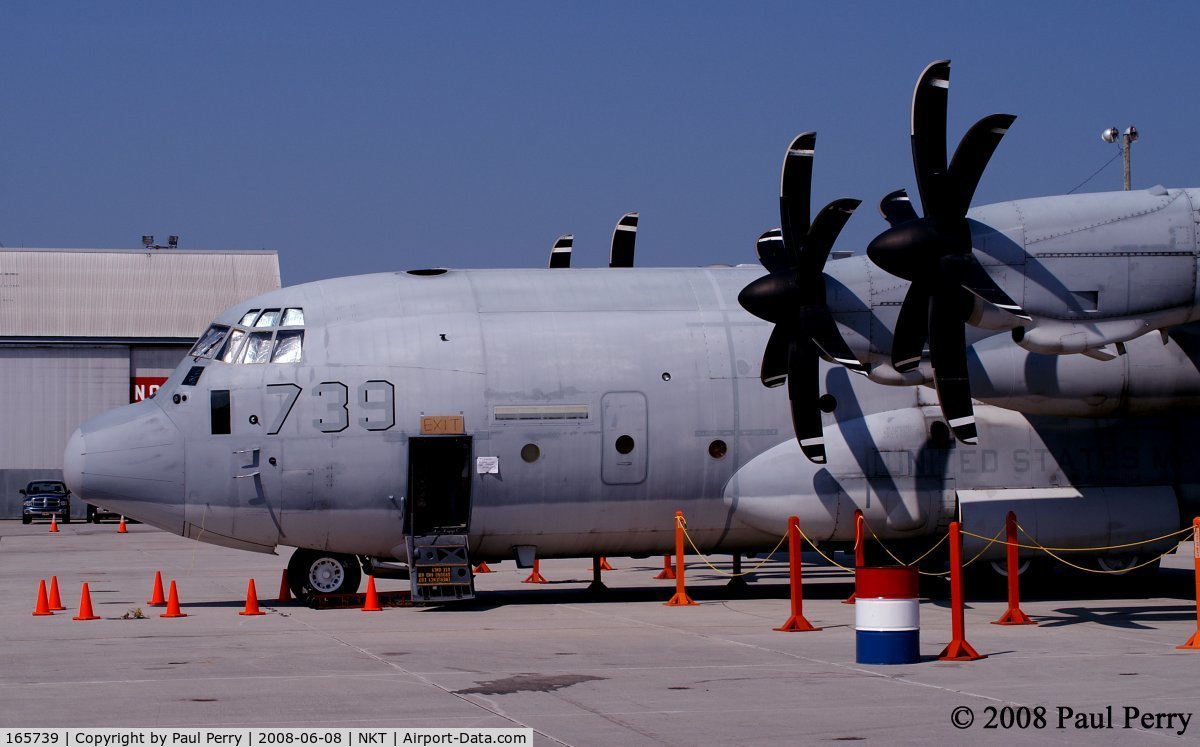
[{"left": 1101, "top": 126, "right": 1138, "bottom": 191}]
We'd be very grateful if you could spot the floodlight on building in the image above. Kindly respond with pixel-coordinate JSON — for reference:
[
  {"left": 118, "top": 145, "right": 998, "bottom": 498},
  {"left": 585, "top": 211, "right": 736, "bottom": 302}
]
[
  {"left": 142, "top": 235, "right": 154, "bottom": 248},
  {"left": 168, "top": 235, "right": 179, "bottom": 248}
]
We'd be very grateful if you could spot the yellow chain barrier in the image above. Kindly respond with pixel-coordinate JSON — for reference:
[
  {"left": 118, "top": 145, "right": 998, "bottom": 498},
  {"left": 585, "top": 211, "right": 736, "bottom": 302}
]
[
  {"left": 674, "top": 513, "right": 1196, "bottom": 581},
  {"left": 677, "top": 515, "right": 790, "bottom": 577}
]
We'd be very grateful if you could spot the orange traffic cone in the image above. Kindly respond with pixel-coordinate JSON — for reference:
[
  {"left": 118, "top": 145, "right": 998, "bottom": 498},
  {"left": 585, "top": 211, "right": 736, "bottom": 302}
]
[
  {"left": 361, "top": 576, "right": 382, "bottom": 611},
  {"left": 473, "top": 562, "right": 494, "bottom": 574},
  {"left": 160, "top": 580, "right": 187, "bottom": 618},
  {"left": 48, "top": 575, "right": 66, "bottom": 611},
  {"left": 48, "top": 515, "right": 58, "bottom": 533},
  {"left": 73, "top": 583, "right": 100, "bottom": 620},
  {"left": 599, "top": 557, "right": 614, "bottom": 571},
  {"left": 240, "top": 579, "right": 265, "bottom": 616},
  {"left": 33, "top": 580, "right": 53, "bottom": 616},
  {"left": 117, "top": 517, "right": 128, "bottom": 533},
  {"left": 277, "top": 570, "right": 292, "bottom": 602},
  {"left": 147, "top": 571, "right": 166, "bottom": 607}
]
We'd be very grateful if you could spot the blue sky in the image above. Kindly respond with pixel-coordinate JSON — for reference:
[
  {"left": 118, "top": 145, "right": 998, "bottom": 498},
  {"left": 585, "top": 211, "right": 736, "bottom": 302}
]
[{"left": 3, "top": 2, "right": 1198, "bottom": 286}]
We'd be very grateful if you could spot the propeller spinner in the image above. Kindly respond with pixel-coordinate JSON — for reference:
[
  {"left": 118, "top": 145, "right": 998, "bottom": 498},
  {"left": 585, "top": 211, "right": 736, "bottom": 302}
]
[
  {"left": 738, "top": 132, "right": 863, "bottom": 464},
  {"left": 866, "top": 60, "right": 1028, "bottom": 445}
]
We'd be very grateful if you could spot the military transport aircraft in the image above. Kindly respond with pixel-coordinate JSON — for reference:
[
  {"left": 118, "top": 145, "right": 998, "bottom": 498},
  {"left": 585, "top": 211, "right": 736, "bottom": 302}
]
[{"left": 63, "top": 60, "right": 1200, "bottom": 602}]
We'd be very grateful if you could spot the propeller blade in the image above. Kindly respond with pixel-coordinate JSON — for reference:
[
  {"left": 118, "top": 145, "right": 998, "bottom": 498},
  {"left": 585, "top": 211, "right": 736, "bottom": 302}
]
[
  {"left": 946, "top": 254, "right": 1029, "bottom": 318},
  {"left": 548, "top": 234, "right": 573, "bottom": 269},
  {"left": 804, "top": 198, "right": 862, "bottom": 270},
  {"left": 786, "top": 341, "right": 826, "bottom": 464},
  {"left": 761, "top": 325, "right": 790, "bottom": 388},
  {"left": 755, "top": 229, "right": 790, "bottom": 274},
  {"left": 910, "top": 59, "right": 951, "bottom": 220},
  {"left": 609, "top": 212, "right": 638, "bottom": 268},
  {"left": 879, "top": 188, "right": 919, "bottom": 227},
  {"left": 808, "top": 306, "right": 866, "bottom": 374},
  {"left": 947, "top": 113, "right": 1016, "bottom": 215},
  {"left": 929, "top": 290, "right": 977, "bottom": 444},
  {"left": 779, "top": 132, "right": 816, "bottom": 261},
  {"left": 891, "top": 281, "right": 932, "bottom": 372}
]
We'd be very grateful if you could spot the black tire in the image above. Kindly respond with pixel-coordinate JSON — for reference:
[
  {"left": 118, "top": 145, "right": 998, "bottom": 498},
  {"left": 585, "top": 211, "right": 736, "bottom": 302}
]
[
  {"left": 21, "top": 516, "right": 30, "bottom": 525},
  {"left": 61, "top": 512, "right": 70, "bottom": 524},
  {"left": 87, "top": 506, "right": 96, "bottom": 523},
  {"left": 287, "top": 549, "right": 362, "bottom": 601}
]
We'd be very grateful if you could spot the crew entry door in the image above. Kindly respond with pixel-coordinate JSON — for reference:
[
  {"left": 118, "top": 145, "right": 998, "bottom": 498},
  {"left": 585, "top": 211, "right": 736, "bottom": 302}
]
[
  {"left": 405, "top": 436, "right": 475, "bottom": 603},
  {"left": 406, "top": 436, "right": 473, "bottom": 535}
]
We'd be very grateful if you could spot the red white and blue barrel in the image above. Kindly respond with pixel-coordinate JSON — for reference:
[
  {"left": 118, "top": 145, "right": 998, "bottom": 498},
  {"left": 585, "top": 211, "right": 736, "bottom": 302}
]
[{"left": 855, "top": 566, "right": 920, "bottom": 665}]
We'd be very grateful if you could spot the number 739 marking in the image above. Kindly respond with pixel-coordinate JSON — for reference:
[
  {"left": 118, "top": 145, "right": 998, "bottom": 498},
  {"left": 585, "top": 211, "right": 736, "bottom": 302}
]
[{"left": 266, "top": 380, "right": 395, "bottom": 434}]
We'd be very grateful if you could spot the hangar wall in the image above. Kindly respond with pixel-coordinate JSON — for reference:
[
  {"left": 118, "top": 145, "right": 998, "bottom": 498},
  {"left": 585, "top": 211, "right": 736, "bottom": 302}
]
[{"left": 0, "top": 248, "right": 281, "bottom": 519}]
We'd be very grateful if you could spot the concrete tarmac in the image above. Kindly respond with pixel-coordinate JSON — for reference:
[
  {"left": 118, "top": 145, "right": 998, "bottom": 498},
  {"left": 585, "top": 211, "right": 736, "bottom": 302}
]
[{"left": 3, "top": 520, "right": 1200, "bottom": 745}]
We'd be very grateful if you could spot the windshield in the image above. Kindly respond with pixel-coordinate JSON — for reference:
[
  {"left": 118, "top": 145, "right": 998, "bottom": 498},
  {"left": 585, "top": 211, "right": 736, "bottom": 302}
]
[{"left": 27, "top": 482, "right": 66, "bottom": 494}]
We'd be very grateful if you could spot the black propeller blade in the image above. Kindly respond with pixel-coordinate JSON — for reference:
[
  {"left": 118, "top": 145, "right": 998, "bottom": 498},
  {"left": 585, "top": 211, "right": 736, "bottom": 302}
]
[
  {"left": 738, "top": 132, "right": 863, "bottom": 464},
  {"left": 609, "top": 213, "right": 638, "bottom": 268},
  {"left": 548, "top": 234, "right": 573, "bottom": 269},
  {"left": 866, "top": 60, "right": 1027, "bottom": 445}
]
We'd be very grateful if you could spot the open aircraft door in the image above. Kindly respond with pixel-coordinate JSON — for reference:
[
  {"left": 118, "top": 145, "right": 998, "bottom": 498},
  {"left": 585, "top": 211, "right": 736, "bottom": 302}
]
[{"left": 405, "top": 435, "right": 475, "bottom": 602}]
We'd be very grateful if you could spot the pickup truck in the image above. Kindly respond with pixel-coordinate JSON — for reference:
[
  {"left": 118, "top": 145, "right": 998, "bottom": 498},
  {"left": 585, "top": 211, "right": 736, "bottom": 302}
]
[{"left": 20, "top": 481, "right": 71, "bottom": 524}]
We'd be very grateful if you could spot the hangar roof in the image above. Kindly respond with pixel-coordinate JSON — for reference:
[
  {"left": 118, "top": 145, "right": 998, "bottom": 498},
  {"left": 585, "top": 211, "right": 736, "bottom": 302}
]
[{"left": 0, "top": 248, "right": 281, "bottom": 339}]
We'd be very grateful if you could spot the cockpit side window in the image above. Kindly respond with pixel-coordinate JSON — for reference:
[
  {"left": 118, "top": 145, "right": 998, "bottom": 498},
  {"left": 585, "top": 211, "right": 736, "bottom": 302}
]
[
  {"left": 189, "top": 324, "right": 229, "bottom": 358},
  {"left": 238, "top": 309, "right": 261, "bottom": 326},
  {"left": 271, "top": 330, "right": 304, "bottom": 363},
  {"left": 280, "top": 308, "right": 305, "bottom": 326},
  {"left": 219, "top": 328, "right": 247, "bottom": 363},
  {"left": 241, "top": 331, "right": 274, "bottom": 364}
]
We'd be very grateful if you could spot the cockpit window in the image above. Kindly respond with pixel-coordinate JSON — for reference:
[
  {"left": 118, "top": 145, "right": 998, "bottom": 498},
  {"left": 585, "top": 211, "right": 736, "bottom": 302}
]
[
  {"left": 190, "top": 324, "right": 229, "bottom": 358},
  {"left": 219, "top": 307, "right": 305, "bottom": 364},
  {"left": 271, "top": 330, "right": 304, "bottom": 363},
  {"left": 255, "top": 309, "right": 282, "bottom": 327},
  {"left": 219, "top": 328, "right": 247, "bottom": 363},
  {"left": 241, "top": 331, "right": 274, "bottom": 364}
]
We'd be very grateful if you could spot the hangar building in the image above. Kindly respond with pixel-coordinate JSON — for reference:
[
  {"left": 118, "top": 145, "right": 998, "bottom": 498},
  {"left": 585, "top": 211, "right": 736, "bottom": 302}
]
[{"left": 0, "top": 248, "right": 280, "bottom": 519}]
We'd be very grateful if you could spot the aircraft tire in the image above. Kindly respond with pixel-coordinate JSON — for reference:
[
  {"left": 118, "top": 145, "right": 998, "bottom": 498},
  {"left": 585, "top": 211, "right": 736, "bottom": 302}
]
[{"left": 287, "top": 549, "right": 362, "bottom": 601}]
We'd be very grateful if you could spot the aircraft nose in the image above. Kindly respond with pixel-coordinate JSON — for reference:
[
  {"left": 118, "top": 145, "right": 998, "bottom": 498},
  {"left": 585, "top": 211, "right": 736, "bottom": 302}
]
[{"left": 66, "top": 400, "right": 186, "bottom": 534}]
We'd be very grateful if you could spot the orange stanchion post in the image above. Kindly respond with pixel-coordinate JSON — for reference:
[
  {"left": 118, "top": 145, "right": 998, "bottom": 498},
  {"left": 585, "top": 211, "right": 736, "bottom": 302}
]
[
  {"left": 147, "top": 570, "right": 167, "bottom": 607},
  {"left": 118, "top": 517, "right": 128, "bottom": 533},
  {"left": 665, "top": 511, "right": 697, "bottom": 606},
  {"left": 33, "top": 580, "right": 53, "bottom": 616},
  {"left": 361, "top": 576, "right": 382, "bottom": 611},
  {"left": 522, "top": 559, "right": 548, "bottom": 584},
  {"left": 48, "top": 575, "right": 66, "bottom": 611},
  {"left": 993, "top": 511, "right": 1036, "bottom": 626},
  {"left": 938, "top": 521, "right": 986, "bottom": 661},
  {"left": 240, "top": 579, "right": 266, "bottom": 616},
  {"left": 49, "top": 515, "right": 58, "bottom": 533},
  {"left": 654, "top": 554, "right": 676, "bottom": 580},
  {"left": 775, "top": 516, "right": 819, "bottom": 632},
  {"left": 277, "top": 570, "right": 292, "bottom": 602},
  {"left": 843, "top": 509, "right": 865, "bottom": 604},
  {"left": 599, "top": 557, "right": 614, "bottom": 571},
  {"left": 161, "top": 580, "right": 188, "bottom": 618},
  {"left": 473, "top": 562, "right": 494, "bottom": 574},
  {"left": 73, "top": 583, "right": 101, "bottom": 621},
  {"left": 1177, "top": 517, "right": 1200, "bottom": 650}
]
